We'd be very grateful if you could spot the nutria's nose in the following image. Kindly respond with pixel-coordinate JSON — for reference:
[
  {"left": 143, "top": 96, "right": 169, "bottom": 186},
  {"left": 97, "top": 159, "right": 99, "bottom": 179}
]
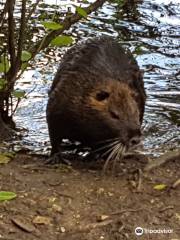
[
  {"left": 129, "top": 136, "right": 141, "bottom": 147},
  {"left": 128, "top": 128, "right": 141, "bottom": 148}
]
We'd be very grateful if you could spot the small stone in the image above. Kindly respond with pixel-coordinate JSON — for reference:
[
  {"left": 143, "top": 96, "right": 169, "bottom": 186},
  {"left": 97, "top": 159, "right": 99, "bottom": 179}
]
[
  {"left": 97, "top": 188, "right": 104, "bottom": 194},
  {"left": 130, "top": 180, "right": 137, "bottom": 188},
  {"left": 11, "top": 216, "right": 36, "bottom": 233},
  {"left": 150, "top": 199, "right": 155, "bottom": 204},
  {"left": 97, "top": 215, "right": 109, "bottom": 222},
  {"left": 60, "top": 226, "right": 66, "bottom": 233},
  {"left": 107, "top": 192, "right": 114, "bottom": 197},
  {"left": 151, "top": 216, "right": 160, "bottom": 225},
  {"left": 175, "top": 213, "right": 180, "bottom": 222},
  {"left": 33, "top": 216, "right": 51, "bottom": 225},
  {"left": 52, "top": 204, "right": 63, "bottom": 213},
  {"left": 48, "top": 197, "right": 57, "bottom": 203}
]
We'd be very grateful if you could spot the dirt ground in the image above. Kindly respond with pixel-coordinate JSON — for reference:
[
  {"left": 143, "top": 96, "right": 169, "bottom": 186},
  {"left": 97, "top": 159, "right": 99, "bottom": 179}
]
[{"left": 0, "top": 152, "right": 179, "bottom": 240}]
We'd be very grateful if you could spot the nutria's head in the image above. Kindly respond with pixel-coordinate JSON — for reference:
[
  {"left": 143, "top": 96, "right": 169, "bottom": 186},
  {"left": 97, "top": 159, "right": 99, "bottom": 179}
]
[{"left": 79, "top": 80, "right": 142, "bottom": 154}]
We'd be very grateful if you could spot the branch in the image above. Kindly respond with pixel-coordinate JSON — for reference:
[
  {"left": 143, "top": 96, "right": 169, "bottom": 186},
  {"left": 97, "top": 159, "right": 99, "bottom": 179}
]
[
  {"left": 26, "top": 0, "right": 41, "bottom": 23},
  {"left": 144, "top": 149, "right": 180, "bottom": 171},
  {"left": 6, "top": 0, "right": 27, "bottom": 93},
  {"left": 7, "top": 0, "right": 16, "bottom": 68},
  {"left": 29, "top": 0, "right": 107, "bottom": 58},
  {"left": 15, "top": 0, "right": 27, "bottom": 70}
]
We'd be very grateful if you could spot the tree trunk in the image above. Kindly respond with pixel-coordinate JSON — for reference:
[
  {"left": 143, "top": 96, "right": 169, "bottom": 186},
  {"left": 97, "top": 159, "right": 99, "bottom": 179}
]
[{"left": 0, "top": 113, "right": 14, "bottom": 142}]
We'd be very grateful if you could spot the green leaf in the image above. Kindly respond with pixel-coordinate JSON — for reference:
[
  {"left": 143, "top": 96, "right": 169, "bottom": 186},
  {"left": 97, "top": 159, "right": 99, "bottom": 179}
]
[
  {"left": 21, "top": 62, "right": 28, "bottom": 71},
  {"left": 0, "top": 78, "right": 7, "bottom": 90},
  {"left": 42, "top": 21, "right": 63, "bottom": 30},
  {"left": 153, "top": 184, "right": 167, "bottom": 190},
  {"left": 134, "top": 46, "right": 144, "bottom": 55},
  {"left": 76, "top": 6, "right": 87, "bottom": 18},
  {"left": 12, "top": 90, "right": 26, "bottom": 98},
  {"left": 21, "top": 51, "right": 32, "bottom": 62},
  {"left": 0, "top": 63, "right": 4, "bottom": 72},
  {"left": 0, "top": 191, "right": 17, "bottom": 201},
  {"left": 0, "top": 57, "right": 10, "bottom": 73},
  {"left": 51, "top": 36, "right": 73, "bottom": 47}
]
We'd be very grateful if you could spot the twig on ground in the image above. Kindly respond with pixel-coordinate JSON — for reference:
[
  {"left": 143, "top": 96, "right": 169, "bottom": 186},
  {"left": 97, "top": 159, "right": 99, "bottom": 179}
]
[
  {"left": 172, "top": 178, "right": 180, "bottom": 189},
  {"left": 144, "top": 149, "right": 180, "bottom": 172},
  {"left": 67, "top": 208, "right": 140, "bottom": 235},
  {"left": 136, "top": 168, "right": 143, "bottom": 192},
  {"left": 159, "top": 206, "right": 174, "bottom": 213},
  {"left": 111, "top": 208, "right": 142, "bottom": 216}
]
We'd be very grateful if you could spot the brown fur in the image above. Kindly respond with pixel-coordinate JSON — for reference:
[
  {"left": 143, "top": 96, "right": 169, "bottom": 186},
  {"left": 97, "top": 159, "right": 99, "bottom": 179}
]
[
  {"left": 88, "top": 82, "right": 139, "bottom": 121},
  {"left": 46, "top": 37, "right": 146, "bottom": 156}
]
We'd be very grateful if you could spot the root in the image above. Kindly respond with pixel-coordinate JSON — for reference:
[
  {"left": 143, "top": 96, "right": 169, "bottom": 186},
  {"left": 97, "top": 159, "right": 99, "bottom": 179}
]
[{"left": 144, "top": 149, "right": 180, "bottom": 171}]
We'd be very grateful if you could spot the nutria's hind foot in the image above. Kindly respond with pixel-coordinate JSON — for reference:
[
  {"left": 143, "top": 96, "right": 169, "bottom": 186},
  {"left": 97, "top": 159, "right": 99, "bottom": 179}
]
[{"left": 45, "top": 152, "right": 72, "bottom": 165}]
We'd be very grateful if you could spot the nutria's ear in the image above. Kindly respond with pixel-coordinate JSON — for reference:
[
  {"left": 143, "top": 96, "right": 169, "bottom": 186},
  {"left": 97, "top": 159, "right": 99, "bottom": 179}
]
[{"left": 96, "top": 91, "right": 110, "bottom": 101}]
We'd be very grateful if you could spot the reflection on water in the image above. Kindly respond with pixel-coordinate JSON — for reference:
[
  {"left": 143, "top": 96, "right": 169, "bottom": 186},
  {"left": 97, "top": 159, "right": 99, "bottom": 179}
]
[{"left": 14, "top": 0, "right": 180, "bottom": 155}]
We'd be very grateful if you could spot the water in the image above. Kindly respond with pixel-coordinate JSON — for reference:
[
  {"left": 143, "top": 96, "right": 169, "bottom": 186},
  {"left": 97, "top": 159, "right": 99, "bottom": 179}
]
[{"left": 14, "top": 0, "right": 180, "bottom": 156}]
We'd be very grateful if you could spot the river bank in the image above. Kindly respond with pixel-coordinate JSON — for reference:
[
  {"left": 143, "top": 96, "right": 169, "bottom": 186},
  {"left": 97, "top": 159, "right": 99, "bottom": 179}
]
[{"left": 0, "top": 152, "right": 179, "bottom": 240}]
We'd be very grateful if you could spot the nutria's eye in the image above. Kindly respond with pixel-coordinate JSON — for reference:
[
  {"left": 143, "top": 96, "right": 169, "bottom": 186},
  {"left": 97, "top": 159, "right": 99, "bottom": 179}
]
[{"left": 96, "top": 91, "right": 110, "bottom": 101}]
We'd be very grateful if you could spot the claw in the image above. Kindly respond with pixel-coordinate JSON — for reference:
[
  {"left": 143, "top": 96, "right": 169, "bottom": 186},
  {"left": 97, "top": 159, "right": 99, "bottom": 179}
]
[{"left": 45, "top": 152, "right": 71, "bottom": 165}]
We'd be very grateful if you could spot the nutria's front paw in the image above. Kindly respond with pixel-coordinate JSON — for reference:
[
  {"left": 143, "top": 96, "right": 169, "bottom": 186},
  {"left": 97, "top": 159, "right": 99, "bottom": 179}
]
[{"left": 45, "top": 152, "right": 71, "bottom": 165}]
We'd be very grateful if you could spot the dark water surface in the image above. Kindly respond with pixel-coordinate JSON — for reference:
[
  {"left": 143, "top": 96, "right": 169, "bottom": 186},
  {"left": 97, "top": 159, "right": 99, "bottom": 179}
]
[{"left": 14, "top": 0, "right": 180, "bottom": 156}]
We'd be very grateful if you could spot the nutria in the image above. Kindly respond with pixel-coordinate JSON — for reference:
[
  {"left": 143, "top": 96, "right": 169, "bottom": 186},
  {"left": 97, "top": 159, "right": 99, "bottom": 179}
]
[{"left": 46, "top": 36, "right": 146, "bottom": 163}]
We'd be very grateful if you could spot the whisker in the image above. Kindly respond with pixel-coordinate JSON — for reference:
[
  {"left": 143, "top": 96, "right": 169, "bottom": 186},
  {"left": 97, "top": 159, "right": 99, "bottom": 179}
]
[
  {"left": 103, "top": 143, "right": 120, "bottom": 173},
  {"left": 112, "top": 143, "right": 123, "bottom": 173},
  {"left": 101, "top": 142, "right": 118, "bottom": 158},
  {"left": 102, "top": 144, "right": 117, "bottom": 159},
  {"left": 124, "top": 145, "right": 127, "bottom": 154},
  {"left": 122, "top": 145, "right": 126, "bottom": 155},
  {"left": 95, "top": 137, "right": 120, "bottom": 145},
  {"left": 92, "top": 140, "right": 119, "bottom": 154},
  {"left": 120, "top": 144, "right": 126, "bottom": 158}
]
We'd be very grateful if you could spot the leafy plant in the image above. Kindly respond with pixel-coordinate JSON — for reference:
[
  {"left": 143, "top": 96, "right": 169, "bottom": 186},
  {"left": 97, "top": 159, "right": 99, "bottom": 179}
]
[{"left": 0, "top": 0, "right": 107, "bottom": 134}]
